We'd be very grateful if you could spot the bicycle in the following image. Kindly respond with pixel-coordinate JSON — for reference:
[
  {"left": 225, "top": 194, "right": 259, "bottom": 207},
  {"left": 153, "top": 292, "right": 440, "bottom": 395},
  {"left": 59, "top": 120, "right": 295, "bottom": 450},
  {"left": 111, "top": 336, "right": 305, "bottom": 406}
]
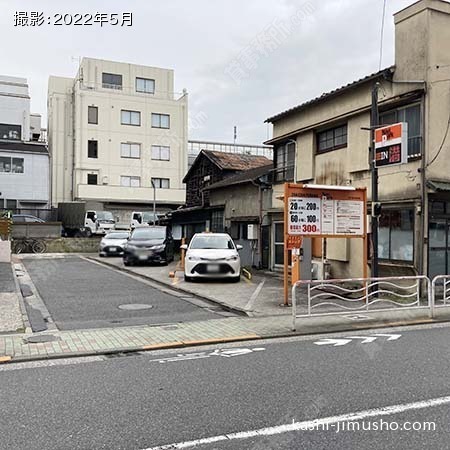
[{"left": 12, "top": 238, "right": 47, "bottom": 254}]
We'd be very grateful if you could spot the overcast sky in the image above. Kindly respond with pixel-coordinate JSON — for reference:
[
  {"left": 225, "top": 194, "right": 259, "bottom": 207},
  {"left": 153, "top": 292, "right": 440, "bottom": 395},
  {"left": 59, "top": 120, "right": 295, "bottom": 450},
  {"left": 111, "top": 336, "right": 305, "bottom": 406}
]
[{"left": 1, "top": 0, "right": 415, "bottom": 144}]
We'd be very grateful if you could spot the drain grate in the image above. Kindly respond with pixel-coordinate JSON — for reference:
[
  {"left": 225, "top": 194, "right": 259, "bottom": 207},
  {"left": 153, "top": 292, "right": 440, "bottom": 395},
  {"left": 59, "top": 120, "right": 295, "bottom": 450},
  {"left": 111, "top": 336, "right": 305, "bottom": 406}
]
[
  {"left": 118, "top": 304, "right": 154, "bottom": 311},
  {"left": 24, "top": 334, "right": 61, "bottom": 344}
]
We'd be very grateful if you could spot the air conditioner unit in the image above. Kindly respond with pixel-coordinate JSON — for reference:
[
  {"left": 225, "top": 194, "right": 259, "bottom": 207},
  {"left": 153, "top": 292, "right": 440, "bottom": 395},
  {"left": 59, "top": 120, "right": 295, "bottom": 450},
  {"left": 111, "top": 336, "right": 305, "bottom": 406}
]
[
  {"left": 247, "top": 224, "right": 258, "bottom": 240},
  {"left": 311, "top": 260, "right": 331, "bottom": 280}
]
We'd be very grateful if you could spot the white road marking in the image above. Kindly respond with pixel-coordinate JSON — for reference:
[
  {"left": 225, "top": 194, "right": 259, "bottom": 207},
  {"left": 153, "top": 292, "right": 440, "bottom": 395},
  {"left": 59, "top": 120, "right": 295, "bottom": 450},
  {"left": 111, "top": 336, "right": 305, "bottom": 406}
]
[
  {"left": 374, "top": 333, "right": 402, "bottom": 341},
  {"left": 346, "top": 336, "right": 377, "bottom": 344},
  {"left": 244, "top": 279, "right": 266, "bottom": 311},
  {"left": 143, "top": 395, "right": 450, "bottom": 450},
  {"left": 314, "top": 334, "right": 402, "bottom": 347},
  {"left": 151, "top": 347, "right": 266, "bottom": 364},
  {"left": 313, "top": 338, "right": 352, "bottom": 347}
]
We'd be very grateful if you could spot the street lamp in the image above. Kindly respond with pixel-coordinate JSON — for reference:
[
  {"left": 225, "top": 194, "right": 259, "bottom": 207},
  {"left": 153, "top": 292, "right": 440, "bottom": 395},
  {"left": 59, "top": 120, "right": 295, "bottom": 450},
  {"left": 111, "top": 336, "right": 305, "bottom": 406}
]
[{"left": 286, "top": 138, "right": 298, "bottom": 183}]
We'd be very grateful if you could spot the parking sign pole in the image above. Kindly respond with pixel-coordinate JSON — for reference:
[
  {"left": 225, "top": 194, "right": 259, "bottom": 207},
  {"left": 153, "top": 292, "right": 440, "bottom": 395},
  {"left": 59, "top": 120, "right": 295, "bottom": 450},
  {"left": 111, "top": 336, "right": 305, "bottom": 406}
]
[{"left": 370, "top": 83, "right": 379, "bottom": 278}]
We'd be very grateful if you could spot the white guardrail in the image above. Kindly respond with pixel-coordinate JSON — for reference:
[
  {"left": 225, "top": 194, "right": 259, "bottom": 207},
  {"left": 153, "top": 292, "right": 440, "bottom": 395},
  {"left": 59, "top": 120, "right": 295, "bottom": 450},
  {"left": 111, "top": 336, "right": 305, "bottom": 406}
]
[
  {"left": 431, "top": 275, "right": 450, "bottom": 316},
  {"left": 292, "top": 276, "right": 432, "bottom": 331}
]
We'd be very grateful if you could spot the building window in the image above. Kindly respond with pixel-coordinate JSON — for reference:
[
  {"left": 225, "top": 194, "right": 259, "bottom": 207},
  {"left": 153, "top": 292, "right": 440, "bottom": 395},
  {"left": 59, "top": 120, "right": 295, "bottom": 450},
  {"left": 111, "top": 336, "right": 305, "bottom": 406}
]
[
  {"left": 87, "top": 174, "right": 98, "bottom": 185},
  {"left": 317, "top": 124, "right": 348, "bottom": 153},
  {"left": 102, "top": 72, "right": 122, "bottom": 90},
  {"left": 88, "top": 106, "right": 98, "bottom": 124},
  {"left": 88, "top": 140, "right": 98, "bottom": 158},
  {"left": 121, "top": 110, "right": 141, "bottom": 126},
  {"left": 0, "top": 123, "right": 21, "bottom": 140},
  {"left": 274, "top": 143, "right": 295, "bottom": 182},
  {"left": 151, "top": 145, "right": 170, "bottom": 161},
  {"left": 151, "top": 177, "right": 170, "bottom": 189},
  {"left": 121, "top": 143, "right": 141, "bottom": 159},
  {"left": 136, "top": 77, "right": 155, "bottom": 94},
  {"left": 211, "top": 210, "right": 224, "bottom": 233},
  {"left": 379, "top": 209, "right": 414, "bottom": 262},
  {"left": 379, "top": 103, "right": 422, "bottom": 158},
  {"left": 151, "top": 113, "right": 170, "bottom": 129},
  {"left": 121, "top": 176, "right": 140, "bottom": 187},
  {"left": 0, "top": 156, "right": 24, "bottom": 173},
  {"left": 5, "top": 199, "right": 17, "bottom": 210}
]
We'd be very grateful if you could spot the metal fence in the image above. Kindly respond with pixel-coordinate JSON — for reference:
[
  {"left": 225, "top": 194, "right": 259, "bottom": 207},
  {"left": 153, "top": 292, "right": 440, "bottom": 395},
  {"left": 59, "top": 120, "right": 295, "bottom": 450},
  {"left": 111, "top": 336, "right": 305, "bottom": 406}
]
[
  {"left": 292, "top": 276, "right": 431, "bottom": 331},
  {"left": 0, "top": 208, "right": 58, "bottom": 222},
  {"left": 431, "top": 275, "right": 450, "bottom": 316}
]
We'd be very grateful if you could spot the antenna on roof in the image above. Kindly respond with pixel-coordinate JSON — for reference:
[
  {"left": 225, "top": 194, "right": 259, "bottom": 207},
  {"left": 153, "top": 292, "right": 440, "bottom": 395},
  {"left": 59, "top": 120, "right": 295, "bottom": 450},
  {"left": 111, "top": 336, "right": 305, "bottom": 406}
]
[{"left": 233, "top": 126, "right": 237, "bottom": 145}]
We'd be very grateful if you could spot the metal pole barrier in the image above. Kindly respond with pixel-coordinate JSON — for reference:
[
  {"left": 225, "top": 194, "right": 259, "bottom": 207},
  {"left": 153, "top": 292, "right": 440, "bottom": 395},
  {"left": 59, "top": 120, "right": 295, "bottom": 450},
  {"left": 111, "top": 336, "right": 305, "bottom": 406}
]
[
  {"left": 431, "top": 277, "right": 435, "bottom": 319},
  {"left": 292, "top": 282, "right": 297, "bottom": 331}
]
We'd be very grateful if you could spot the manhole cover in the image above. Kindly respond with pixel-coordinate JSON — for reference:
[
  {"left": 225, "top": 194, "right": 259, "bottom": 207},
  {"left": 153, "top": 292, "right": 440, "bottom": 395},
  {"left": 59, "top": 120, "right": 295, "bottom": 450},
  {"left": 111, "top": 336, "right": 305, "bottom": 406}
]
[
  {"left": 118, "top": 304, "right": 154, "bottom": 311},
  {"left": 24, "top": 335, "right": 61, "bottom": 344}
]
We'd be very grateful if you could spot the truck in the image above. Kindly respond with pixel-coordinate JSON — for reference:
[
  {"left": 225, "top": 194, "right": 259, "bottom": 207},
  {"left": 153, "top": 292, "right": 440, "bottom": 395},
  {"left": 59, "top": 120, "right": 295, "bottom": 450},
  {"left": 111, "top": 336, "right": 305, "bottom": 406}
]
[
  {"left": 57, "top": 202, "right": 115, "bottom": 237},
  {"left": 130, "top": 211, "right": 162, "bottom": 229}
]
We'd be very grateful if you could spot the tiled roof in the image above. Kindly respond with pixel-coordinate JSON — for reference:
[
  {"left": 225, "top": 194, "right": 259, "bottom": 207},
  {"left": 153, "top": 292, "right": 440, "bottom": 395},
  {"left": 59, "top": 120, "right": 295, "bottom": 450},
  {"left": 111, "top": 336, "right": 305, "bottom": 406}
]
[
  {"left": 202, "top": 150, "right": 271, "bottom": 171},
  {"left": 265, "top": 67, "right": 395, "bottom": 123},
  {"left": 0, "top": 140, "right": 48, "bottom": 154},
  {"left": 205, "top": 163, "right": 273, "bottom": 191}
]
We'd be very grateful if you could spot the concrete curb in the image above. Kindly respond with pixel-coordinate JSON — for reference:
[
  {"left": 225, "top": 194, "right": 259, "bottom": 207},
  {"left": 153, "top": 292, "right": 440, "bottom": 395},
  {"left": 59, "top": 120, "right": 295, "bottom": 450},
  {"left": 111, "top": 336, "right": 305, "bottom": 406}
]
[
  {"left": 87, "top": 256, "right": 250, "bottom": 317},
  {"left": 3, "top": 314, "right": 450, "bottom": 364},
  {"left": 10, "top": 262, "right": 31, "bottom": 334}
]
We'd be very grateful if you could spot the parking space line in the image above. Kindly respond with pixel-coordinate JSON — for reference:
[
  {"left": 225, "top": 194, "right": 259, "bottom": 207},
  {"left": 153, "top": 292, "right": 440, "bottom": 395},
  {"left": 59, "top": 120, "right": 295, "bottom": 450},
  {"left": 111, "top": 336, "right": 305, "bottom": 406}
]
[{"left": 244, "top": 279, "right": 266, "bottom": 311}]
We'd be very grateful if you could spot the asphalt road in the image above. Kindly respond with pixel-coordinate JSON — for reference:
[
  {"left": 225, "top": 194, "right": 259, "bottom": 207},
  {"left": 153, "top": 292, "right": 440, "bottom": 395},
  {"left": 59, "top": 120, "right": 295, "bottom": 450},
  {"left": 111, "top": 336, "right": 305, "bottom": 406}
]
[
  {"left": 22, "top": 257, "right": 223, "bottom": 330},
  {"left": 1, "top": 324, "right": 450, "bottom": 449}
]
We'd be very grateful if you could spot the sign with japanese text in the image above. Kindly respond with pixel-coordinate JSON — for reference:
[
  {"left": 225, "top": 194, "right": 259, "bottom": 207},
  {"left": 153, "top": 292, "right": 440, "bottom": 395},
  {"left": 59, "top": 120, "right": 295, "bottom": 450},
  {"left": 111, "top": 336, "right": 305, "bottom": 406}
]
[
  {"left": 374, "top": 122, "right": 408, "bottom": 167},
  {"left": 285, "top": 184, "right": 366, "bottom": 239}
]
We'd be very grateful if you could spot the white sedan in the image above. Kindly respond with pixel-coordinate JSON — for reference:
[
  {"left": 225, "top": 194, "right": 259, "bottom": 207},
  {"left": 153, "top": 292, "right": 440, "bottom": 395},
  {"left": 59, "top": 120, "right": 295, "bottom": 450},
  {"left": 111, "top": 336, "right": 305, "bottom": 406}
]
[{"left": 181, "top": 233, "right": 242, "bottom": 282}]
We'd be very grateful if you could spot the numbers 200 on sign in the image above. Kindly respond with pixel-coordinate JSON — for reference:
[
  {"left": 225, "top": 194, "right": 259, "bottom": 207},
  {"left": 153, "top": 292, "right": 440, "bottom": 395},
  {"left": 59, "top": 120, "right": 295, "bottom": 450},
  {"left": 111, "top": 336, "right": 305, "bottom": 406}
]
[{"left": 288, "top": 198, "right": 321, "bottom": 235}]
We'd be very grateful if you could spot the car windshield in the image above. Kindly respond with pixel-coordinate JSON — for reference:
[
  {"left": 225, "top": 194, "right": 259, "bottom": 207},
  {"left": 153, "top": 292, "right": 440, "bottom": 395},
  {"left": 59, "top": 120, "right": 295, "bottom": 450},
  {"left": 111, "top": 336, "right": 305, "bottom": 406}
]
[
  {"left": 131, "top": 227, "right": 165, "bottom": 240},
  {"left": 190, "top": 235, "right": 234, "bottom": 250},
  {"left": 106, "top": 232, "right": 129, "bottom": 239},
  {"left": 97, "top": 211, "right": 114, "bottom": 221},
  {"left": 142, "top": 212, "right": 159, "bottom": 223}
]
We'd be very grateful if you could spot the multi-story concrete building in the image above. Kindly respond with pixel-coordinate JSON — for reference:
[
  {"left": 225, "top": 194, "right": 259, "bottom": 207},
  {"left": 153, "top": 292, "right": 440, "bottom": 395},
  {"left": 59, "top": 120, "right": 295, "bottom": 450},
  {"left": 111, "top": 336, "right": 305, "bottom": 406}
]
[
  {"left": 0, "top": 75, "right": 49, "bottom": 214},
  {"left": 48, "top": 58, "right": 188, "bottom": 222},
  {"left": 264, "top": 0, "right": 450, "bottom": 279}
]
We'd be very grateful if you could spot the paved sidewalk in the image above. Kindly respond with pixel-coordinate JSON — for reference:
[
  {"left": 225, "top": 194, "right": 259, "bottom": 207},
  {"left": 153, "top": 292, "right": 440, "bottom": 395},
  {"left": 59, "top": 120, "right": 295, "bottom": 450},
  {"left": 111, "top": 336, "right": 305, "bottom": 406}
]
[
  {"left": 1, "top": 307, "right": 449, "bottom": 363},
  {"left": 0, "top": 262, "right": 25, "bottom": 333}
]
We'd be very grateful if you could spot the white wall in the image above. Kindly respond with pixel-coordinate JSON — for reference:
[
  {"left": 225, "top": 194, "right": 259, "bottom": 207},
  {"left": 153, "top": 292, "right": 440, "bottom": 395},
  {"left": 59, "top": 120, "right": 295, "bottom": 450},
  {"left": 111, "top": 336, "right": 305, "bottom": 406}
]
[
  {"left": 0, "top": 151, "right": 49, "bottom": 204},
  {"left": 0, "top": 75, "right": 31, "bottom": 141}
]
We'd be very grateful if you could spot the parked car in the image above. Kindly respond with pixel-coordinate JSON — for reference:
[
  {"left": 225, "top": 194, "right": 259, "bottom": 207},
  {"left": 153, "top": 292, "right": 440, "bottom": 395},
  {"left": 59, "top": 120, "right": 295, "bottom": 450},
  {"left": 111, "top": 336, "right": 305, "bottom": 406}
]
[
  {"left": 12, "top": 214, "right": 45, "bottom": 223},
  {"left": 99, "top": 231, "right": 130, "bottom": 257},
  {"left": 181, "top": 233, "right": 242, "bottom": 282},
  {"left": 123, "top": 226, "right": 174, "bottom": 266}
]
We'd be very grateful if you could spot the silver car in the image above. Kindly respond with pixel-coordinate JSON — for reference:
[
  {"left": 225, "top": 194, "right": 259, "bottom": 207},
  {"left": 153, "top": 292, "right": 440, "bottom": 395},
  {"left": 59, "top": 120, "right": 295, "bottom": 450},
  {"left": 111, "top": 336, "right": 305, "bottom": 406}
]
[{"left": 99, "top": 231, "right": 130, "bottom": 257}]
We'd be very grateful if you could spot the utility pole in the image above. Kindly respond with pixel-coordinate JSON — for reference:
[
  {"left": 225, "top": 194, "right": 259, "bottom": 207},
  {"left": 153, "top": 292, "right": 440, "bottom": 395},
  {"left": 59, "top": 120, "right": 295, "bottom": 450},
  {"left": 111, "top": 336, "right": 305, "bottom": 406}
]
[{"left": 370, "top": 83, "right": 380, "bottom": 278}]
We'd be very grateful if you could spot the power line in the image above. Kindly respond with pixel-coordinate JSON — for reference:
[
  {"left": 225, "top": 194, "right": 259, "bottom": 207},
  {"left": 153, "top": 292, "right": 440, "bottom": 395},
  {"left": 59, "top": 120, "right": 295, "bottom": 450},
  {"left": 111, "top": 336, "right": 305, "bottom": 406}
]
[{"left": 378, "top": 0, "right": 387, "bottom": 71}]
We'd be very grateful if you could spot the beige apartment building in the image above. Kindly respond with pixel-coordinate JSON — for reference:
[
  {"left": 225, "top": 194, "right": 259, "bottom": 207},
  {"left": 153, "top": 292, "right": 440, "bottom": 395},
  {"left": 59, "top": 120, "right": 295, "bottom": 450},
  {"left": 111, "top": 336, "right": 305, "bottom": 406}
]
[
  {"left": 48, "top": 58, "right": 188, "bottom": 221},
  {"left": 265, "top": 0, "right": 450, "bottom": 279}
]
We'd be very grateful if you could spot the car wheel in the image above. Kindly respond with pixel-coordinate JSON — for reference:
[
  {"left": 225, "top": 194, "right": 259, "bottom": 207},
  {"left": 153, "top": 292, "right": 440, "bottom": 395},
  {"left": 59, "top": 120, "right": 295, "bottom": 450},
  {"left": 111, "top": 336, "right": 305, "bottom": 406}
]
[
  {"left": 231, "top": 275, "right": 241, "bottom": 283},
  {"left": 184, "top": 274, "right": 192, "bottom": 282},
  {"left": 124, "top": 258, "right": 132, "bottom": 266}
]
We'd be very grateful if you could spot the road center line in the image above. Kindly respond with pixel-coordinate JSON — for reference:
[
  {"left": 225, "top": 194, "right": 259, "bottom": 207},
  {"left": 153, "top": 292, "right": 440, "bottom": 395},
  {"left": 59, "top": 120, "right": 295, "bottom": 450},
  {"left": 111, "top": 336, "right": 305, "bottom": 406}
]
[{"left": 144, "top": 395, "right": 450, "bottom": 450}]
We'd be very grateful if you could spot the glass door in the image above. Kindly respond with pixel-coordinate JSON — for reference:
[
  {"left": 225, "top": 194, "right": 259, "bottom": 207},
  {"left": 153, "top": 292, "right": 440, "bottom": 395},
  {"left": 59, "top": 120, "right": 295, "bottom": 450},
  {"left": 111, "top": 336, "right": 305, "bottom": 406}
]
[{"left": 429, "top": 219, "right": 448, "bottom": 279}]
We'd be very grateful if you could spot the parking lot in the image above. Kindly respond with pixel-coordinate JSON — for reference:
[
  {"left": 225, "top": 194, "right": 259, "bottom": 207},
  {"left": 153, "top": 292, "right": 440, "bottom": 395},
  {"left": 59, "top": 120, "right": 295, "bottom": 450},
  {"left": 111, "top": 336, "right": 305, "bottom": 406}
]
[
  {"left": 91, "top": 254, "right": 287, "bottom": 316},
  {"left": 22, "top": 256, "right": 230, "bottom": 330}
]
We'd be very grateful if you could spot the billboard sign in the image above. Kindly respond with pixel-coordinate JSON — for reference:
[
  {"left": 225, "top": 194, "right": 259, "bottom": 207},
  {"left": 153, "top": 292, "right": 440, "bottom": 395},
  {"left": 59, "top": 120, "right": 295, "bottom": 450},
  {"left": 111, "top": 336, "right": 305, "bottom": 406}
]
[
  {"left": 286, "top": 186, "right": 366, "bottom": 238},
  {"left": 374, "top": 122, "right": 408, "bottom": 168}
]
